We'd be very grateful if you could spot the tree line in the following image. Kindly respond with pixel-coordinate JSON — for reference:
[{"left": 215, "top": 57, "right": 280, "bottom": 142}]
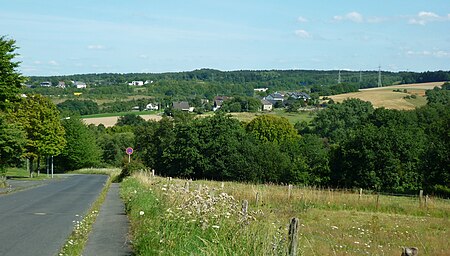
[{"left": 1, "top": 36, "right": 448, "bottom": 197}]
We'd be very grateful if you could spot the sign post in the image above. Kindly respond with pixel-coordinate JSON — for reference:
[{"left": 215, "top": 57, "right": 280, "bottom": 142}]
[{"left": 126, "top": 147, "right": 134, "bottom": 163}]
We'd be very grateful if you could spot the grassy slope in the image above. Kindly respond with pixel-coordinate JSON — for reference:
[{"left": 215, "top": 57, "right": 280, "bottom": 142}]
[
  {"left": 122, "top": 174, "right": 450, "bottom": 255},
  {"left": 329, "top": 81, "right": 445, "bottom": 110}
]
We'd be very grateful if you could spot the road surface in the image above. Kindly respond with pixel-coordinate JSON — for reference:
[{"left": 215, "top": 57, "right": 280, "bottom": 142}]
[{"left": 0, "top": 174, "right": 107, "bottom": 256}]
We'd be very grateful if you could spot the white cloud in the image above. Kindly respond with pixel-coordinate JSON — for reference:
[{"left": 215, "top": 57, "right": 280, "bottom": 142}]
[
  {"left": 408, "top": 11, "right": 446, "bottom": 25},
  {"left": 49, "top": 60, "right": 59, "bottom": 66},
  {"left": 334, "top": 12, "right": 364, "bottom": 23},
  {"left": 406, "top": 50, "right": 450, "bottom": 58},
  {"left": 297, "top": 16, "right": 308, "bottom": 23},
  {"left": 294, "top": 29, "right": 311, "bottom": 39},
  {"left": 87, "top": 44, "right": 105, "bottom": 50}
]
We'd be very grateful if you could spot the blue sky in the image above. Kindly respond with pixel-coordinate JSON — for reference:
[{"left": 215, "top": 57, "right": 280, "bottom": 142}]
[{"left": 1, "top": 0, "right": 449, "bottom": 76}]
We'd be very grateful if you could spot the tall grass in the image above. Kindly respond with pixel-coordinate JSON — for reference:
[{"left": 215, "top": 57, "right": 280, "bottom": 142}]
[{"left": 122, "top": 173, "right": 450, "bottom": 255}]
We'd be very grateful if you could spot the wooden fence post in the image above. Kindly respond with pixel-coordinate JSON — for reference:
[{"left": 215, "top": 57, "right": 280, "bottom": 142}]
[
  {"left": 151, "top": 169, "right": 155, "bottom": 177},
  {"left": 221, "top": 182, "right": 224, "bottom": 189},
  {"left": 185, "top": 181, "right": 190, "bottom": 192},
  {"left": 288, "top": 217, "right": 299, "bottom": 256},
  {"left": 288, "top": 185, "right": 293, "bottom": 199},
  {"left": 255, "top": 192, "right": 260, "bottom": 205},
  {"left": 419, "top": 190, "right": 423, "bottom": 207},
  {"left": 359, "top": 188, "right": 363, "bottom": 200},
  {"left": 376, "top": 193, "right": 380, "bottom": 210}
]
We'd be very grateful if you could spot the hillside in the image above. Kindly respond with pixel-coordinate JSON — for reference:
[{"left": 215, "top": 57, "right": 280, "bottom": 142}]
[{"left": 329, "top": 81, "right": 445, "bottom": 110}]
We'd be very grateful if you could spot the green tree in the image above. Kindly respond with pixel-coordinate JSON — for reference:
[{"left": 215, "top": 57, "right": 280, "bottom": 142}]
[
  {"left": 0, "top": 114, "right": 26, "bottom": 182},
  {"left": 246, "top": 115, "right": 299, "bottom": 143},
  {"left": 0, "top": 36, "right": 25, "bottom": 111},
  {"left": 56, "top": 118, "right": 101, "bottom": 170},
  {"left": 13, "top": 94, "right": 66, "bottom": 176},
  {"left": 116, "top": 114, "right": 146, "bottom": 127},
  {"left": 313, "top": 98, "right": 374, "bottom": 143}
]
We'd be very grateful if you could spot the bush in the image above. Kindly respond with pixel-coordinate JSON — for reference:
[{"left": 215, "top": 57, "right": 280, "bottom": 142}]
[
  {"left": 432, "top": 185, "right": 450, "bottom": 199},
  {"left": 119, "top": 161, "right": 146, "bottom": 181}
]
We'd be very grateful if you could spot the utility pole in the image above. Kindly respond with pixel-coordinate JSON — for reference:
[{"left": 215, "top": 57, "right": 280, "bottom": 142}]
[
  {"left": 359, "top": 70, "right": 362, "bottom": 83},
  {"left": 338, "top": 70, "right": 341, "bottom": 84},
  {"left": 377, "top": 66, "right": 382, "bottom": 87}
]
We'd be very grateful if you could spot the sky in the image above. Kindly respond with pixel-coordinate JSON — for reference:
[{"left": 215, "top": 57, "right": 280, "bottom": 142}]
[{"left": 1, "top": 0, "right": 449, "bottom": 76}]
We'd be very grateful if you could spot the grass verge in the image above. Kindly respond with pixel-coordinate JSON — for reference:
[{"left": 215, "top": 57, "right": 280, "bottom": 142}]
[
  {"left": 58, "top": 168, "right": 120, "bottom": 255},
  {"left": 122, "top": 173, "right": 450, "bottom": 255}
]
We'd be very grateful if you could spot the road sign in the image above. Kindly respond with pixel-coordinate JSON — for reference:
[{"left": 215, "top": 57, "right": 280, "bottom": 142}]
[{"left": 126, "top": 147, "right": 133, "bottom": 155}]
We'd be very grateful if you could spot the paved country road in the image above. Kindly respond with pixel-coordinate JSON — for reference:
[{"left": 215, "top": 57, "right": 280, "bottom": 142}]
[{"left": 0, "top": 174, "right": 108, "bottom": 256}]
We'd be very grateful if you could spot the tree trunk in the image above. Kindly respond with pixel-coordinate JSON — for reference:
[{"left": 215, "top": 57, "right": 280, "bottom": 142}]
[
  {"left": 29, "top": 157, "right": 34, "bottom": 178},
  {"left": 37, "top": 156, "right": 40, "bottom": 176}
]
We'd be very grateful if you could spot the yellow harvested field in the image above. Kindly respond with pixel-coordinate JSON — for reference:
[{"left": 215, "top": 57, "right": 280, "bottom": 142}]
[
  {"left": 329, "top": 81, "right": 446, "bottom": 110},
  {"left": 83, "top": 114, "right": 162, "bottom": 127}
]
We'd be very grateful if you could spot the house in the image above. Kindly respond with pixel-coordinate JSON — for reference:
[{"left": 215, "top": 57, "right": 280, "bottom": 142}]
[
  {"left": 128, "top": 81, "right": 144, "bottom": 86},
  {"left": 172, "top": 101, "right": 192, "bottom": 112},
  {"left": 287, "top": 92, "right": 311, "bottom": 101},
  {"left": 254, "top": 88, "right": 269, "bottom": 92},
  {"left": 265, "top": 92, "right": 284, "bottom": 103},
  {"left": 40, "top": 81, "right": 52, "bottom": 87},
  {"left": 213, "top": 96, "right": 230, "bottom": 111},
  {"left": 57, "top": 81, "right": 66, "bottom": 89},
  {"left": 261, "top": 99, "right": 273, "bottom": 111},
  {"left": 145, "top": 103, "right": 159, "bottom": 111},
  {"left": 74, "top": 81, "right": 87, "bottom": 89}
]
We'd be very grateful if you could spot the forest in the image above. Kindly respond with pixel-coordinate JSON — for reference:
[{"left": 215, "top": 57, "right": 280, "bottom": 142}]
[{"left": 1, "top": 36, "right": 449, "bottom": 197}]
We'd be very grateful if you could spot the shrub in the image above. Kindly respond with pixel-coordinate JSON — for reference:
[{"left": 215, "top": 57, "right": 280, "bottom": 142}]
[{"left": 119, "top": 161, "right": 146, "bottom": 181}]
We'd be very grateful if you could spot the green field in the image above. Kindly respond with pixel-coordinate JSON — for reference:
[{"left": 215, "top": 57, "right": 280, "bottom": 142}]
[
  {"left": 82, "top": 110, "right": 161, "bottom": 119},
  {"left": 122, "top": 173, "right": 450, "bottom": 255}
]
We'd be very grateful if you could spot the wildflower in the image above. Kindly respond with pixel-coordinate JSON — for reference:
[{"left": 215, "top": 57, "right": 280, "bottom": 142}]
[
  {"left": 212, "top": 225, "right": 220, "bottom": 229},
  {"left": 139, "top": 211, "right": 145, "bottom": 216},
  {"left": 331, "top": 225, "right": 339, "bottom": 230}
]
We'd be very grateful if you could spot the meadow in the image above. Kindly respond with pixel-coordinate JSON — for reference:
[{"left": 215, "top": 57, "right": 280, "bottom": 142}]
[
  {"left": 329, "top": 82, "right": 445, "bottom": 110},
  {"left": 121, "top": 173, "right": 450, "bottom": 255}
]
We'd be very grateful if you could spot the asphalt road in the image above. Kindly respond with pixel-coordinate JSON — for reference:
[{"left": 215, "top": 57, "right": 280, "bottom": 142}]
[{"left": 0, "top": 174, "right": 108, "bottom": 256}]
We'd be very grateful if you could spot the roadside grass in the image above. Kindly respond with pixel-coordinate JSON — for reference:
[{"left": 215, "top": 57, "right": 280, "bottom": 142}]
[
  {"left": 58, "top": 168, "right": 120, "bottom": 256},
  {"left": 5, "top": 167, "right": 54, "bottom": 180},
  {"left": 122, "top": 173, "right": 450, "bottom": 255}
]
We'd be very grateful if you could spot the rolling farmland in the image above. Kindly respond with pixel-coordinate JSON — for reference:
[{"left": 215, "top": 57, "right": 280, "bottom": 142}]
[{"left": 329, "top": 82, "right": 445, "bottom": 110}]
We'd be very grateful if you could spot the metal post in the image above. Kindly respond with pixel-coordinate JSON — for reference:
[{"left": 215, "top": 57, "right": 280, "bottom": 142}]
[
  {"left": 51, "top": 156, "right": 54, "bottom": 179},
  {"left": 46, "top": 157, "right": 49, "bottom": 177},
  {"left": 128, "top": 154, "right": 131, "bottom": 163}
]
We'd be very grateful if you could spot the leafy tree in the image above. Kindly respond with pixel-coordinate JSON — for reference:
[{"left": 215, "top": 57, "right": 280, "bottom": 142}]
[
  {"left": 13, "top": 94, "right": 66, "bottom": 176},
  {"left": 313, "top": 98, "right": 374, "bottom": 142},
  {"left": 57, "top": 99, "right": 99, "bottom": 116},
  {"left": 0, "top": 114, "right": 26, "bottom": 180},
  {"left": 246, "top": 115, "right": 299, "bottom": 143},
  {"left": 56, "top": 118, "right": 101, "bottom": 170},
  {"left": 116, "top": 114, "right": 146, "bottom": 127},
  {"left": 0, "top": 36, "right": 25, "bottom": 111}
]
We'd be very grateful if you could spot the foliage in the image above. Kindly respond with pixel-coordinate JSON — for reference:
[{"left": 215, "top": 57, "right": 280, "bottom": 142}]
[
  {"left": 0, "top": 36, "right": 25, "bottom": 111},
  {"left": 219, "top": 96, "right": 261, "bottom": 113},
  {"left": 0, "top": 114, "right": 26, "bottom": 176},
  {"left": 12, "top": 94, "right": 66, "bottom": 165},
  {"left": 245, "top": 115, "right": 299, "bottom": 143},
  {"left": 57, "top": 99, "right": 99, "bottom": 116},
  {"left": 55, "top": 117, "right": 101, "bottom": 171},
  {"left": 313, "top": 98, "right": 374, "bottom": 143},
  {"left": 116, "top": 114, "right": 146, "bottom": 127}
]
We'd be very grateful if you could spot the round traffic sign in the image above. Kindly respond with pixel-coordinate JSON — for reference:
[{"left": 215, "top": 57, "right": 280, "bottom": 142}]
[{"left": 126, "top": 147, "right": 134, "bottom": 155}]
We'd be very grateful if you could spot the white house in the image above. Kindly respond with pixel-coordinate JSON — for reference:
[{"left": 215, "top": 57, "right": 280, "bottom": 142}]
[
  {"left": 40, "top": 81, "right": 52, "bottom": 87},
  {"left": 145, "top": 103, "right": 159, "bottom": 111},
  {"left": 74, "top": 81, "right": 87, "bottom": 89},
  {"left": 128, "top": 81, "right": 144, "bottom": 86},
  {"left": 254, "top": 88, "right": 269, "bottom": 92}
]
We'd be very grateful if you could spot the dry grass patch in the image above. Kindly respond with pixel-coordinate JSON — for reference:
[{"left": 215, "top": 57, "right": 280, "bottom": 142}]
[{"left": 330, "top": 81, "right": 446, "bottom": 110}]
